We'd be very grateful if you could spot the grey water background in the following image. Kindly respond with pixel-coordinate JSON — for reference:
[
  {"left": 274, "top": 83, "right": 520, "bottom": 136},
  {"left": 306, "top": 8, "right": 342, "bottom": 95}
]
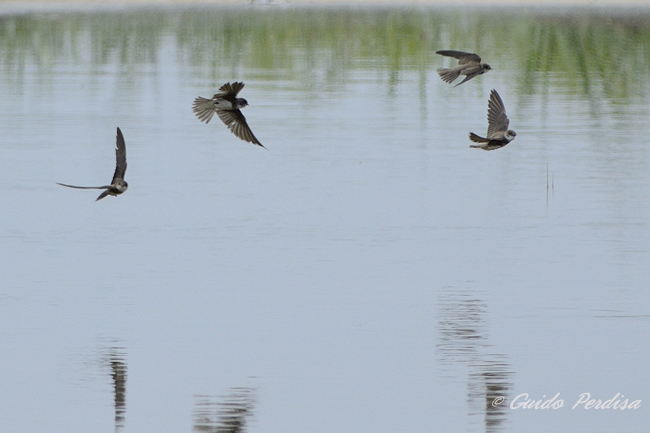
[{"left": 1, "top": 5, "right": 649, "bottom": 433}]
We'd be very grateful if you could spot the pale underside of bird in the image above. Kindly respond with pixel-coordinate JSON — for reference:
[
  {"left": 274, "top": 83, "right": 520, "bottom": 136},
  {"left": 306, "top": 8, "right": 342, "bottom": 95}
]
[
  {"left": 436, "top": 50, "right": 492, "bottom": 86},
  {"left": 57, "top": 127, "right": 128, "bottom": 201},
  {"left": 469, "top": 89, "right": 517, "bottom": 151},
  {"left": 192, "top": 81, "right": 265, "bottom": 149}
]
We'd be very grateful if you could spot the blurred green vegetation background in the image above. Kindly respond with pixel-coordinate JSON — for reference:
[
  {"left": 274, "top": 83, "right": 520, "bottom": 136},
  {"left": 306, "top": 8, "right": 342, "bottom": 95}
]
[{"left": 1, "top": 7, "right": 650, "bottom": 100}]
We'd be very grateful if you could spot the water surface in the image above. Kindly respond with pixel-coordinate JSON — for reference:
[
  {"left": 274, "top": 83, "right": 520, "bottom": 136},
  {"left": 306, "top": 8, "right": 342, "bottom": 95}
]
[{"left": 1, "top": 6, "right": 649, "bottom": 433}]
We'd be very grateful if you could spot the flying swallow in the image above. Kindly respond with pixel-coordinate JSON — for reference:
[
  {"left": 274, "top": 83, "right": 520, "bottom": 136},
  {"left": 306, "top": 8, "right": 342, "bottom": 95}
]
[
  {"left": 469, "top": 89, "right": 517, "bottom": 151},
  {"left": 436, "top": 50, "right": 491, "bottom": 86},
  {"left": 192, "top": 82, "right": 265, "bottom": 149},
  {"left": 57, "top": 127, "right": 128, "bottom": 201}
]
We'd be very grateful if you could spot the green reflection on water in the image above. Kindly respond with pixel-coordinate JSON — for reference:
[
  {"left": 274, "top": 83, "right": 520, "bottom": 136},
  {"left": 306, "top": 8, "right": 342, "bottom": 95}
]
[
  {"left": 512, "top": 13, "right": 650, "bottom": 99},
  {"left": 1, "top": 7, "right": 650, "bottom": 100}
]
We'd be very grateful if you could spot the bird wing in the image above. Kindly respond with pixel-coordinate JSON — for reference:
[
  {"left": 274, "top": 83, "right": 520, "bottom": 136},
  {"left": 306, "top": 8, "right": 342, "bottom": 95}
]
[
  {"left": 57, "top": 183, "right": 110, "bottom": 190},
  {"left": 95, "top": 189, "right": 114, "bottom": 201},
  {"left": 435, "top": 50, "right": 481, "bottom": 65},
  {"left": 217, "top": 81, "right": 245, "bottom": 97},
  {"left": 216, "top": 109, "right": 265, "bottom": 148},
  {"left": 193, "top": 97, "right": 218, "bottom": 124},
  {"left": 486, "top": 89, "right": 510, "bottom": 138},
  {"left": 112, "top": 127, "right": 127, "bottom": 183},
  {"left": 453, "top": 66, "right": 483, "bottom": 87}
]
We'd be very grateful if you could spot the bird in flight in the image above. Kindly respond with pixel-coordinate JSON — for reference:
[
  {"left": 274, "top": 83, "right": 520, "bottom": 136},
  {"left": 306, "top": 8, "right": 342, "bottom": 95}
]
[
  {"left": 192, "top": 82, "right": 265, "bottom": 149},
  {"left": 469, "top": 89, "right": 517, "bottom": 151},
  {"left": 436, "top": 50, "right": 491, "bottom": 86},
  {"left": 57, "top": 127, "right": 128, "bottom": 201}
]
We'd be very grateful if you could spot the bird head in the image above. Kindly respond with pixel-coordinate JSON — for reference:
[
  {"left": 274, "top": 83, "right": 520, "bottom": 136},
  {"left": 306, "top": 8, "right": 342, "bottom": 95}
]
[
  {"left": 237, "top": 98, "right": 249, "bottom": 108},
  {"left": 483, "top": 63, "right": 492, "bottom": 71},
  {"left": 506, "top": 130, "right": 517, "bottom": 141}
]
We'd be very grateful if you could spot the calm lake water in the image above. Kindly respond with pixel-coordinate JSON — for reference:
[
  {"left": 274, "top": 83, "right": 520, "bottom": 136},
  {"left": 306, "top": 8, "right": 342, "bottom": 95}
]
[{"left": 1, "top": 5, "right": 649, "bottom": 433}]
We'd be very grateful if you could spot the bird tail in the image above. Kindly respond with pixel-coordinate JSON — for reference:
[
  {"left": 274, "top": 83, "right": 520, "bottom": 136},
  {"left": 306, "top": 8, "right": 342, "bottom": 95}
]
[
  {"left": 469, "top": 132, "right": 490, "bottom": 143},
  {"left": 437, "top": 68, "right": 460, "bottom": 84},
  {"left": 192, "top": 97, "right": 217, "bottom": 124}
]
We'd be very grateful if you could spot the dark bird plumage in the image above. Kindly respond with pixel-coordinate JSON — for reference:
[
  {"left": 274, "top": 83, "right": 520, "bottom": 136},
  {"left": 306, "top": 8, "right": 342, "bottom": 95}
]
[
  {"left": 193, "top": 82, "right": 265, "bottom": 149},
  {"left": 469, "top": 89, "right": 517, "bottom": 151},
  {"left": 57, "top": 127, "right": 128, "bottom": 200},
  {"left": 436, "top": 50, "right": 492, "bottom": 86}
]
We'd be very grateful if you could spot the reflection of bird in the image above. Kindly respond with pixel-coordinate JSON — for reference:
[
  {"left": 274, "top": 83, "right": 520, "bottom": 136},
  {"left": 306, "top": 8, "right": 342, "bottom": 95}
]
[
  {"left": 57, "top": 128, "right": 128, "bottom": 201},
  {"left": 108, "top": 348, "right": 127, "bottom": 433},
  {"left": 193, "top": 82, "right": 265, "bottom": 148},
  {"left": 193, "top": 387, "right": 255, "bottom": 433},
  {"left": 436, "top": 50, "right": 491, "bottom": 86},
  {"left": 470, "top": 89, "right": 517, "bottom": 151}
]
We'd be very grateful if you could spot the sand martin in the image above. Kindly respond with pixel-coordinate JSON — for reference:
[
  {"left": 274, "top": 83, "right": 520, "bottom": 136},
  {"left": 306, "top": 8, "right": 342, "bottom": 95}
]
[
  {"left": 192, "top": 82, "right": 265, "bottom": 148},
  {"left": 436, "top": 50, "right": 491, "bottom": 86},
  {"left": 57, "top": 127, "right": 128, "bottom": 201},
  {"left": 469, "top": 89, "right": 516, "bottom": 151}
]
